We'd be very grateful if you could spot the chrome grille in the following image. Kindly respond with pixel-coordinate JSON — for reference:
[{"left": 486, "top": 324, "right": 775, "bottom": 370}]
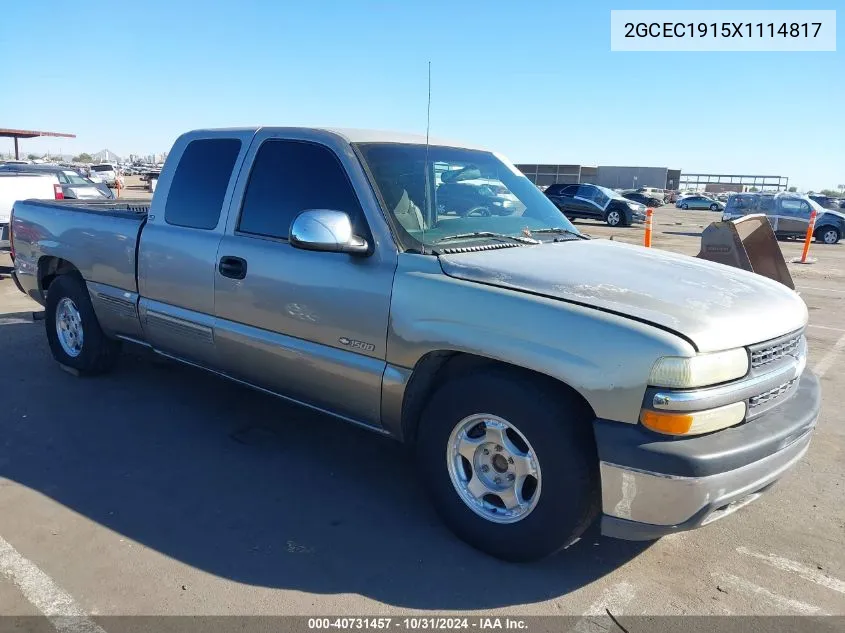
[
  {"left": 750, "top": 334, "right": 802, "bottom": 368},
  {"left": 748, "top": 378, "right": 798, "bottom": 409}
]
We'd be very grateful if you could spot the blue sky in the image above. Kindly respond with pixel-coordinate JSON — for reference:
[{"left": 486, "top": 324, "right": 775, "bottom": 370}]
[{"left": 1, "top": 0, "right": 841, "bottom": 190}]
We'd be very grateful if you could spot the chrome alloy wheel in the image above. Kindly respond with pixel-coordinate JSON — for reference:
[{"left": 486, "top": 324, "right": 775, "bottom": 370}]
[
  {"left": 822, "top": 229, "right": 839, "bottom": 244},
  {"left": 56, "top": 297, "right": 84, "bottom": 357},
  {"left": 446, "top": 414, "right": 541, "bottom": 524},
  {"left": 606, "top": 210, "right": 621, "bottom": 226}
]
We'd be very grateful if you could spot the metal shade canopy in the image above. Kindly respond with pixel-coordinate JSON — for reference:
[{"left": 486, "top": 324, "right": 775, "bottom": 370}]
[{"left": 0, "top": 128, "right": 76, "bottom": 159}]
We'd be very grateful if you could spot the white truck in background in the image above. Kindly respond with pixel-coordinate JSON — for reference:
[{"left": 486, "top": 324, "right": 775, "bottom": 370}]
[{"left": 0, "top": 173, "right": 57, "bottom": 251}]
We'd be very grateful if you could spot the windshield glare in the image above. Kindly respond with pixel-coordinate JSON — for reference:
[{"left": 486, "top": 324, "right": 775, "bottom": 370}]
[
  {"left": 63, "top": 171, "right": 90, "bottom": 185},
  {"left": 598, "top": 185, "right": 626, "bottom": 200},
  {"left": 355, "top": 143, "right": 579, "bottom": 250}
]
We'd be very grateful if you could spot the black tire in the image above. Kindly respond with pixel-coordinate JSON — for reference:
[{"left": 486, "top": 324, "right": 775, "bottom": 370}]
[
  {"left": 681, "top": 203, "right": 689, "bottom": 210},
  {"left": 815, "top": 226, "right": 841, "bottom": 245},
  {"left": 45, "top": 274, "right": 121, "bottom": 375},
  {"left": 415, "top": 368, "right": 600, "bottom": 562},
  {"left": 710, "top": 204, "right": 719, "bottom": 211}
]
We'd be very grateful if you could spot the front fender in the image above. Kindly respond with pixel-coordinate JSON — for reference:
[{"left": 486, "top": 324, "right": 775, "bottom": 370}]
[{"left": 385, "top": 255, "right": 695, "bottom": 430}]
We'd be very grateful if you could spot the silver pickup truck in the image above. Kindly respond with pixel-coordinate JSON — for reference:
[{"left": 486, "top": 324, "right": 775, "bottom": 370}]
[{"left": 9, "top": 127, "right": 820, "bottom": 562}]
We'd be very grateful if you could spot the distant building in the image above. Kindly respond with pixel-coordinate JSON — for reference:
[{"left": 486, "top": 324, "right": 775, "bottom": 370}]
[
  {"left": 595, "top": 166, "right": 681, "bottom": 191},
  {"left": 680, "top": 173, "right": 788, "bottom": 192},
  {"left": 515, "top": 164, "right": 681, "bottom": 190}
]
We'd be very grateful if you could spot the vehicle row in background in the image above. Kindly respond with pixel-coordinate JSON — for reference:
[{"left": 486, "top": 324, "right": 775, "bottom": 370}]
[
  {"left": 722, "top": 192, "right": 843, "bottom": 244},
  {"left": 0, "top": 163, "right": 113, "bottom": 199}
]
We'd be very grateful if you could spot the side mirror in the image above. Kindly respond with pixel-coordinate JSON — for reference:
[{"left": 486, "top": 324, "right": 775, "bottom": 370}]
[{"left": 289, "top": 209, "right": 369, "bottom": 256}]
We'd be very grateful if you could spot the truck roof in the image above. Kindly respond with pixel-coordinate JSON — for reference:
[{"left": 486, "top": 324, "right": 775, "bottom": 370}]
[{"left": 186, "top": 127, "right": 487, "bottom": 150}]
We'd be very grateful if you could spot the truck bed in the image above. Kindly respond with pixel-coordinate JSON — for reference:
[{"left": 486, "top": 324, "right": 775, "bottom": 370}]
[
  {"left": 19, "top": 198, "right": 151, "bottom": 218},
  {"left": 11, "top": 198, "right": 150, "bottom": 299}
]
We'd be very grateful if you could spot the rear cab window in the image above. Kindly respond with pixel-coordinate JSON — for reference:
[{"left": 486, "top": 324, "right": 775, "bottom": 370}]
[{"left": 165, "top": 138, "right": 242, "bottom": 230}]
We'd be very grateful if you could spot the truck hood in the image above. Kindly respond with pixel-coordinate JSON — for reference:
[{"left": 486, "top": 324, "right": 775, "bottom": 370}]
[{"left": 438, "top": 239, "right": 807, "bottom": 352}]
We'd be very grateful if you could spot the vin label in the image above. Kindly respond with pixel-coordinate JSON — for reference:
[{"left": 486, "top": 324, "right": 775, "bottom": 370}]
[{"left": 610, "top": 10, "right": 836, "bottom": 51}]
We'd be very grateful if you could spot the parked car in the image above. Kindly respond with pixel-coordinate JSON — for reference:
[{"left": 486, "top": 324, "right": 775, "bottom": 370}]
[
  {"left": 637, "top": 187, "right": 665, "bottom": 203},
  {"left": 808, "top": 194, "right": 843, "bottom": 211},
  {"left": 10, "top": 126, "right": 819, "bottom": 562},
  {"left": 0, "top": 164, "right": 112, "bottom": 200},
  {"left": 723, "top": 192, "right": 844, "bottom": 244},
  {"left": 0, "top": 173, "right": 58, "bottom": 250},
  {"left": 436, "top": 176, "right": 523, "bottom": 217},
  {"left": 545, "top": 183, "right": 646, "bottom": 226},
  {"left": 89, "top": 163, "right": 123, "bottom": 188},
  {"left": 621, "top": 190, "right": 662, "bottom": 207},
  {"left": 677, "top": 195, "right": 724, "bottom": 211}
]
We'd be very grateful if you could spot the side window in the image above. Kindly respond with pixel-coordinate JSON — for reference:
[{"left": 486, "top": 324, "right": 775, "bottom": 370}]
[
  {"left": 561, "top": 185, "right": 578, "bottom": 196},
  {"left": 779, "top": 199, "right": 803, "bottom": 217},
  {"left": 797, "top": 201, "right": 812, "bottom": 218},
  {"left": 55, "top": 172, "right": 69, "bottom": 184},
  {"left": 575, "top": 185, "right": 595, "bottom": 199},
  {"left": 165, "top": 138, "right": 241, "bottom": 230},
  {"left": 237, "top": 139, "right": 364, "bottom": 240}
]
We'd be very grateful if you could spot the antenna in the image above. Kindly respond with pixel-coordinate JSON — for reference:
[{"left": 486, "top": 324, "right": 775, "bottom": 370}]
[{"left": 422, "top": 61, "right": 432, "bottom": 254}]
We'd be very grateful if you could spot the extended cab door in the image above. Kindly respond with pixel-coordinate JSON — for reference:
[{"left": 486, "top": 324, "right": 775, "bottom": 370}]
[
  {"left": 212, "top": 130, "right": 397, "bottom": 428},
  {"left": 137, "top": 131, "right": 252, "bottom": 366}
]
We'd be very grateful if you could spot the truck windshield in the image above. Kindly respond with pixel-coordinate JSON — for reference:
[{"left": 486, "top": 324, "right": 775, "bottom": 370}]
[
  {"left": 355, "top": 143, "right": 579, "bottom": 251},
  {"left": 91, "top": 165, "right": 113, "bottom": 172}
]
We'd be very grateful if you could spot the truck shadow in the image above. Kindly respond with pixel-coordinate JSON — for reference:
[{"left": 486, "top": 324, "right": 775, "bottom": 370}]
[{"left": 0, "top": 322, "right": 652, "bottom": 610}]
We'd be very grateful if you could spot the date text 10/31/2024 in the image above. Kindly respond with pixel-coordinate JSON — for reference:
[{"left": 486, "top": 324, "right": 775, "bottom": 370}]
[{"left": 308, "top": 618, "right": 528, "bottom": 630}]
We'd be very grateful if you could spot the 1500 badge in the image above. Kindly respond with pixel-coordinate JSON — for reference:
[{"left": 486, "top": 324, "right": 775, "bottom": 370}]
[{"left": 338, "top": 337, "right": 375, "bottom": 352}]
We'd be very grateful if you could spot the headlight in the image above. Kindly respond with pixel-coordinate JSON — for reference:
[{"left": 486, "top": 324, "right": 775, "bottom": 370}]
[
  {"left": 649, "top": 348, "right": 749, "bottom": 388},
  {"left": 641, "top": 402, "right": 746, "bottom": 436},
  {"left": 627, "top": 203, "right": 640, "bottom": 211}
]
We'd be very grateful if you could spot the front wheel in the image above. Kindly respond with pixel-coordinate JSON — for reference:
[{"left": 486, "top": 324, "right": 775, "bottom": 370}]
[
  {"left": 816, "top": 227, "right": 841, "bottom": 244},
  {"left": 45, "top": 274, "right": 121, "bottom": 375},
  {"left": 681, "top": 203, "right": 689, "bottom": 210},
  {"left": 710, "top": 204, "right": 719, "bottom": 211},
  {"left": 605, "top": 209, "right": 623, "bottom": 226},
  {"left": 415, "top": 368, "right": 599, "bottom": 562}
]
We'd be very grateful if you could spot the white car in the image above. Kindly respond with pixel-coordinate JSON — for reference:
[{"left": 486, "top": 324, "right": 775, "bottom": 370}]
[
  {"left": 0, "top": 173, "right": 57, "bottom": 250},
  {"left": 89, "top": 163, "right": 123, "bottom": 188}
]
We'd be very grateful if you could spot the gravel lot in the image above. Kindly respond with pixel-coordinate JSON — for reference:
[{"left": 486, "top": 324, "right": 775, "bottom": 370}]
[{"left": 0, "top": 200, "right": 842, "bottom": 624}]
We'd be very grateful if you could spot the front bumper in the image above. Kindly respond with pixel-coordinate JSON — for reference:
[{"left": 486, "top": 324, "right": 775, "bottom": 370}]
[{"left": 595, "top": 369, "right": 820, "bottom": 540}]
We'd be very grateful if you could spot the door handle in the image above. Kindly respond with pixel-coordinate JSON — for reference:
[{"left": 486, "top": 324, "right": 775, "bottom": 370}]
[{"left": 218, "top": 256, "right": 247, "bottom": 280}]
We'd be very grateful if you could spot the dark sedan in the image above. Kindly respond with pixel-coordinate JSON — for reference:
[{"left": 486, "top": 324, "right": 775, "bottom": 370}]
[
  {"left": 545, "top": 183, "right": 646, "bottom": 227},
  {"left": 621, "top": 190, "right": 663, "bottom": 207}
]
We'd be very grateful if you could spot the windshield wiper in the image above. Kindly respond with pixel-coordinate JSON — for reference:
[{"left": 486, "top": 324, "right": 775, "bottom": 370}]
[
  {"left": 528, "top": 228, "right": 589, "bottom": 240},
  {"left": 433, "top": 231, "right": 540, "bottom": 245}
]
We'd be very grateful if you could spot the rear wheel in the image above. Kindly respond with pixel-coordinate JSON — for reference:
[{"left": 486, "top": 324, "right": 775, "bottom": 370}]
[
  {"left": 415, "top": 368, "right": 599, "bottom": 562},
  {"left": 45, "top": 274, "right": 121, "bottom": 375},
  {"left": 816, "top": 227, "right": 840, "bottom": 244}
]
